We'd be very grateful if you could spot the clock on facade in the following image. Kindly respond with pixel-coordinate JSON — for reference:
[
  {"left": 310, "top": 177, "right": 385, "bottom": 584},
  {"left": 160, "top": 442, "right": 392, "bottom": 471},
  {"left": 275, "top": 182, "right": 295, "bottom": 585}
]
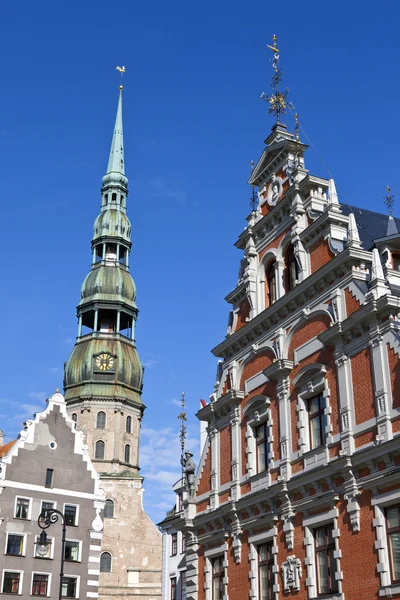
[{"left": 95, "top": 353, "right": 115, "bottom": 371}]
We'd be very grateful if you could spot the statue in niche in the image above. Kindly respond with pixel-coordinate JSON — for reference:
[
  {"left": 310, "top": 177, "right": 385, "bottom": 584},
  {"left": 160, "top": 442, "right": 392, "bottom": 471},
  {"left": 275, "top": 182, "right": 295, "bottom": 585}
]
[
  {"left": 281, "top": 555, "right": 302, "bottom": 592},
  {"left": 181, "top": 450, "right": 196, "bottom": 498}
]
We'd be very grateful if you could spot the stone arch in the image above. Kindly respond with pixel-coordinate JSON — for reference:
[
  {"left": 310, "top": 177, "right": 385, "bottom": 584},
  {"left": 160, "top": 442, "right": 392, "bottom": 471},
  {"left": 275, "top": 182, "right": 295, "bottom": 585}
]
[
  {"left": 239, "top": 347, "right": 276, "bottom": 391},
  {"left": 286, "top": 313, "right": 332, "bottom": 361}
]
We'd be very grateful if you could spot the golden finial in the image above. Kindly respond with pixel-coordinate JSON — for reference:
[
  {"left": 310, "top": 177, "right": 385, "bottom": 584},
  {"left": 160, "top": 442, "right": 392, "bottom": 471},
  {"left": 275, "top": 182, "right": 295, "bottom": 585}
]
[
  {"left": 116, "top": 65, "right": 126, "bottom": 90},
  {"left": 267, "top": 33, "right": 280, "bottom": 54}
]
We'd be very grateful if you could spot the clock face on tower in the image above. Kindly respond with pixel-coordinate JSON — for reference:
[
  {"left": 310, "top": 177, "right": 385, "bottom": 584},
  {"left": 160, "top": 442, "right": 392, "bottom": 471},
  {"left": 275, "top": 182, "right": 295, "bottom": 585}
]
[{"left": 95, "top": 353, "right": 115, "bottom": 371}]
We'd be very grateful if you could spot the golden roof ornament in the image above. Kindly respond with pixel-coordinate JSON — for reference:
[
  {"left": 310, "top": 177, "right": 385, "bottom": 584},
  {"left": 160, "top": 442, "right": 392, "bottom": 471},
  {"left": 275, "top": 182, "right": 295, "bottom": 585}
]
[
  {"left": 116, "top": 65, "right": 126, "bottom": 90},
  {"left": 260, "top": 34, "right": 291, "bottom": 122}
]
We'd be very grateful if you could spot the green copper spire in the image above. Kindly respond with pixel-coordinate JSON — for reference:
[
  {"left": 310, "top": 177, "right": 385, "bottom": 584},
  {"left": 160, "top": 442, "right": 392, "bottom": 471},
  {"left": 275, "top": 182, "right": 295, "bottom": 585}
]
[
  {"left": 64, "top": 83, "right": 144, "bottom": 441},
  {"left": 107, "top": 87, "right": 125, "bottom": 176}
]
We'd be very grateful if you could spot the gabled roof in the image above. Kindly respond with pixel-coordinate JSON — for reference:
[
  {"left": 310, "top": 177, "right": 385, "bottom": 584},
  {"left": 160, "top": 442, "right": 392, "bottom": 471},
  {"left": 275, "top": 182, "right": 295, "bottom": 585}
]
[
  {"left": 0, "top": 439, "right": 17, "bottom": 457},
  {"left": 341, "top": 205, "right": 400, "bottom": 251}
]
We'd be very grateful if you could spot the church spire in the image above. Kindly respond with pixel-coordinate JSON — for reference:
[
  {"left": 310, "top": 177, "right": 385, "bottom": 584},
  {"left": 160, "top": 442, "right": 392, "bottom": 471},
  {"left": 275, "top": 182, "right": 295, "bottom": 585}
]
[{"left": 106, "top": 87, "right": 125, "bottom": 176}]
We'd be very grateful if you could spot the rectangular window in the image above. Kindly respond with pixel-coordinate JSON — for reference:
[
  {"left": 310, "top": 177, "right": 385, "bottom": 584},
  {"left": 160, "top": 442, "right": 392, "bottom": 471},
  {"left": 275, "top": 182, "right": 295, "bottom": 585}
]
[
  {"left": 180, "top": 571, "right": 187, "bottom": 600},
  {"left": 15, "top": 497, "right": 30, "bottom": 519},
  {"left": 45, "top": 469, "right": 54, "bottom": 488},
  {"left": 258, "top": 543, "right": 273, "bottom": 600},
  {"left": 386, "top": 505, "right": 400, "bottom": 582},
  {"left": 308, "top": 394, "right": 326, "bottom": 450},
  {"left": 64, "top": 505, "right": 77, "bottom": 526},
  {"left": 6, "top": 534, "right": 24, "bottom": 556},
  {"left": 32, "top": 574, "right": 49, "bottom": 596},
  {"left": 64, "top": 541, "right": 80, "bottom": 562},
  {"left": 41, "top": 501, "right": 55, "bottom": 513},
  {"left": 182, "top": 535, "right": 187, "bottom": 553},
  {"left": 315, "top": 525, "right": 338, "bottom": 595},
  {"left": 256, "top": 423, "right": 269, "bottom": 473},
  {"left": 171, "top": 533, "right": 177, "bottom": 556},
  {"left": 212, "top": 556, "right": 224, "bottom": 600},
  {"left": 2, "top": 572, "right": 21, "bottom": 594},
  {"left": 170, "top": 577, "right": 177, "bottom": 600},
  {"left": 61, "top": 577, "right": 77, "bottom": 598},
  {"left": 34, "top": 535, "right": 53, "bottom": 559}
]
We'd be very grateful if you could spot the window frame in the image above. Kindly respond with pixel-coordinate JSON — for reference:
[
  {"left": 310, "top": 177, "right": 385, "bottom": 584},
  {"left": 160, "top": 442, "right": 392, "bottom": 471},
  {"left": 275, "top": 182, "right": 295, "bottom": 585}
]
[
  {"left": 63, "top": 503, "right": 79, "bottom": 527},
  {"left": 64, "top": 539, "right": 81, "bottom": 563},
  {"left": 171, "top": 533, "right": 178, "bottom": 556},
  {"left": 61, "top": 575, "right": 79, "bottom": 599},
  {"left": 386, "top": 505, "right": 400, "bottom": 583},
  {"left": 45, "top": 468, "right": 54, "bottom": 488},
  {"left": 308, "top": 393, "right": 327, "bottom": 451},
  {"left": 104, "top": 499, "right": 114, "bottom": 519},
  {"left": 95, "top": 439, "right": 105, "bottom": 460},
  {"left": 41, "top": 500, "right": 57, "bottom": 513},
  {"left": 31, "top": 572, "right": 51, "bottom": 597},
  {"left": 211, "top": 556, "right": 224, "bottom": 600},
  {"left": 257, "top": 541, "right": 274, "bottom": 600},
  {"left": 266, "top": 261, "right": 276, "bottom": 307},
  {"left": 242, "top": 396, "right": 273, "bottom": 480},
  {"left": 255, "top": 422, "right": 270, "bottom": 474},
  {"left": 96, "top": 411, "right": 106, "bottom": 429},
  {"left": 124, "top": 444, "right": 131, "bottom": 464},
  {"left": 314, "top": 524, "right": 339, "bottom": 596},
  {"left": 170, "top": 576, "right": 177, "bottom": 600},
  {"left": 5, "top": 533, "right": 26, "bottom": 557},
  {"left": 285, "top": 245, "right": 299, "bottom": 291},
  {"left": 1, "top": 570, "right": 23, "bottom": 595},
  {"left": 100, "top": 552, "right": 112, "bottom": 573},
  {"left": 14, "top": 496, "right": 32, "bottom": 520},
  {"left": 126, "top": 415, "right": 132, "bottom": 433}
]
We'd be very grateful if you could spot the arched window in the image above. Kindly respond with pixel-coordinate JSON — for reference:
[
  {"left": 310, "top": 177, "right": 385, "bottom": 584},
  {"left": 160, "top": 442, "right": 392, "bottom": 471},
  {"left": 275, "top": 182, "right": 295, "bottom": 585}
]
[
  {"left": 100, "top": 552, "right": 112, "bottom": 572},
  {"left": 104, "top": 499, "right": 114, "bottom": 519},
  {"left": 266, "top": 261, "right": 276, "bottom": 307},
  {"left": 286, "top": 245, "right": 299, "bottom": 291},
  {"left": 96, "top": 411, "right": 106, "bottom": 429},
  {"left": 126, "top": 416, "right": 132, "bottom": 433},
  {"left": 71, "top": 413, "right": 77, "bottom": 423},
  {"left": 95, "top": 440, "right": 105, "bottom": 460},
  {"left": 124, "top": 444, "right": 130, "bottom": 464}
]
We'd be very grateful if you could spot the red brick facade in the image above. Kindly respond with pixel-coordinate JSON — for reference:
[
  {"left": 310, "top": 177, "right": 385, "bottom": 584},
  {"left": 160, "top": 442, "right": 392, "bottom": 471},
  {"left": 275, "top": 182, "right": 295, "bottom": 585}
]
[{"left": 180, "top": 122, "right": 400, "bottom": 600}]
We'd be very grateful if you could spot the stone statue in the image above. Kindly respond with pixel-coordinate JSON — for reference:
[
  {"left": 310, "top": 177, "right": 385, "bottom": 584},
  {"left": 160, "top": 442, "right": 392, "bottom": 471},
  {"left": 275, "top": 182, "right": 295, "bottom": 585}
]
[
  {"left": 281, "top": 555, "right": 302, "bottom": 592},
  {"left": 181, "top": 450, "right": 196, "bottom": 498}
]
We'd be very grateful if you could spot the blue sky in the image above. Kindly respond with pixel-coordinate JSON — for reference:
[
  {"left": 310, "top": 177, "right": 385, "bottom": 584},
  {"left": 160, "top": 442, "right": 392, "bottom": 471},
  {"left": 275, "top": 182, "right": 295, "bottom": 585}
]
[{"left": 1, "top": 0, "right": 399, "bottom": 523}]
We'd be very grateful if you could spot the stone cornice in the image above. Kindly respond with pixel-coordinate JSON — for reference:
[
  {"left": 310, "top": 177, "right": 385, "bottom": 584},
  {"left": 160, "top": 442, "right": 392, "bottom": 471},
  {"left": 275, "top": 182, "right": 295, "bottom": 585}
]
[
  {"left": 212, "top": 247, "right": 373, "bottom": 360},
  {"left": 196, "top": 390, "right": 244, "bottom": 424}
]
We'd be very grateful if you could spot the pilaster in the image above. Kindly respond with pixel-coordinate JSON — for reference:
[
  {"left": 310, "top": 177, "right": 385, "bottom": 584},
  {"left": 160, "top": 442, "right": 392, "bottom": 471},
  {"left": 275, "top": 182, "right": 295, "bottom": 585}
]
[{"left": 334, "top": 348, "right": 355, "bottom": 455}]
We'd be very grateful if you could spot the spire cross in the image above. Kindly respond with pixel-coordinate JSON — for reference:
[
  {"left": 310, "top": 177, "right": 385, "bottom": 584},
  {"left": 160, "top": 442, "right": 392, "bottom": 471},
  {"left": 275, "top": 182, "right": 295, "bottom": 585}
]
[
  {"left": 384, "top": 186, "right": 395, "bottom": 216},
  {"left": 116, "top": 65, "right": 126, "bottom": 90}
]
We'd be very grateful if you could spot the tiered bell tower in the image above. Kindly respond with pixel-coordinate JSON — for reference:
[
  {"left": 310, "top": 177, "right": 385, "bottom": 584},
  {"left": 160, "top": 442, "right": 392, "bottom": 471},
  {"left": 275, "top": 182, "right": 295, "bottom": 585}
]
[{"left": 64, "top": 84, "right": 161, "bottom": 600}]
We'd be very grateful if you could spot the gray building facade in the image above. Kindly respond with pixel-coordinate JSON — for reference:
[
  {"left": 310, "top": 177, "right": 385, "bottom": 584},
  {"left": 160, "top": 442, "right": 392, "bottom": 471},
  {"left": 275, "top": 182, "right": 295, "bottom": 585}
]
[{"left": 0, "top": 391, "right": 105, "bottom": 599}]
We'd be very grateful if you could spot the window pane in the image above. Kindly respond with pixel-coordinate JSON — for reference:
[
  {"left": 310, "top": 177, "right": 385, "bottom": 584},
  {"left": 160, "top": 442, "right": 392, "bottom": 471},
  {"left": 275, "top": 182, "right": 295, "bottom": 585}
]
[
  {"left": 15, "top": 498, "right": 29, "bottom": 518},
  {"left": 45, "top": 469, "right": 54, "bottom": 487},
  {"left": 390, "top": 532, "right": 400, "bottom": 581},
  {"left": 64, "top": 505, "right": 77, "bottom": 525},
  {"left": 388, "top": 507, "right": 400, "bottom": 529},
  {"left": 100, "top": 552, "right": 112, "bottom": 572},
  {"left": 7, "top": 535, "right": 23, "bottom": 555},
  {"left": 317, "top": 550, "right": 329, "bottom": 594},
  {"left": 42, "top": 501, "right": 55, "bottom": 512},
  {"left": 104, "top": 499, "right": 114, "bottom": 518},
  {"left": 65, "top": 541, "right": 79, "bottom": 561},
  {"left": 61, "top": 577, "right": 77, "bottom": 598},
  {"left": 257, "top": 443, "right": 267, "bottom": 472},
  {"left": 124, "top": 444, "right": 130, "bottom": 463},
  {"left": 309, "top": 397, "right": 320, "bottom": 414},
  {"left": 3, "top": 572, "right": 20, "bottom": 594},
  {"left": 32, "top": 574, "right": 48, "bottom": 596},
  {"left": 95, "top": 440, "right": 105, "bottom": 459},
  {"left": 126, "top": 416, "right": 132, "bottom": 433},
  {"left": 310, "top": 415, "right": 322, "bottom": 449},
  {"left": 96, "top": 412, "right": 106, "bottom": 429}
]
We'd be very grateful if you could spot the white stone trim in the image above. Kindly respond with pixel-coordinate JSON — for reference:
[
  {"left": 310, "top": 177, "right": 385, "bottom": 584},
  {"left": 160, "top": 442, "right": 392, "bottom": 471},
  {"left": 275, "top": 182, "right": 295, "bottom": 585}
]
[
  {"left": 204, "top": 541, "right": 228, "bottom": 600},
  {"left": 243, "top": 397, "right": 273, "bottom": 480},
  {"left": 248, "top": 527, "right": 278, "bottom": 599},
  {"left": 4, "top": 531, "right": 27, "bottom": 556},
  {"left": 13, "top": 494, "right": 33, "bottom": 520},
  {"left": 63, "top": 502, "right": 80, "bottom": 525},
  {"left": 372, "top": 488, "right": 400, "bottom": 593},
  {"left": 1, "top": 570, "right": 24, "bottom": 595},
  {"left": 30, "top": 571, "right": 52, "bottom": 597},
  {"left": 303, "top": 510, "right": 343, "bottom": 599},
  {"left": 1, "top": 479, "right": 99, "bottom": 501}
]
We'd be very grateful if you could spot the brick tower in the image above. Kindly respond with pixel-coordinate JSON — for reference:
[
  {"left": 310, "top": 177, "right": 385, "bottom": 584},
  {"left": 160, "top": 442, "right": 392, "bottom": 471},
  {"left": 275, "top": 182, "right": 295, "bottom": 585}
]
[
  {"left": 180, "top": 39, "right": 400, "bottom": 600},
  {"left": 64, "top": 83, "right": 161, "bottom": 600}
]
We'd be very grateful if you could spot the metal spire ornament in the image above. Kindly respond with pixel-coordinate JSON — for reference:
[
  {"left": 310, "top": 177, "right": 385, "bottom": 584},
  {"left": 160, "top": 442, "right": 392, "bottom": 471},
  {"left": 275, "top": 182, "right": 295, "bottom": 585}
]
[
  {"left": 178, "top": 391, "right": 187, "bottom": 463},
  {"left": 384, "top": 186, "right": 395, "bottom": 216},
  {"left": 249, "top": 160, "right": 258, "bottom": 211},
  {"left": 260, "top": 34, "right": 291, "bottom": 122},
  {"left": 116, "top": 65, "right": 126, "bottom": 89}
]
